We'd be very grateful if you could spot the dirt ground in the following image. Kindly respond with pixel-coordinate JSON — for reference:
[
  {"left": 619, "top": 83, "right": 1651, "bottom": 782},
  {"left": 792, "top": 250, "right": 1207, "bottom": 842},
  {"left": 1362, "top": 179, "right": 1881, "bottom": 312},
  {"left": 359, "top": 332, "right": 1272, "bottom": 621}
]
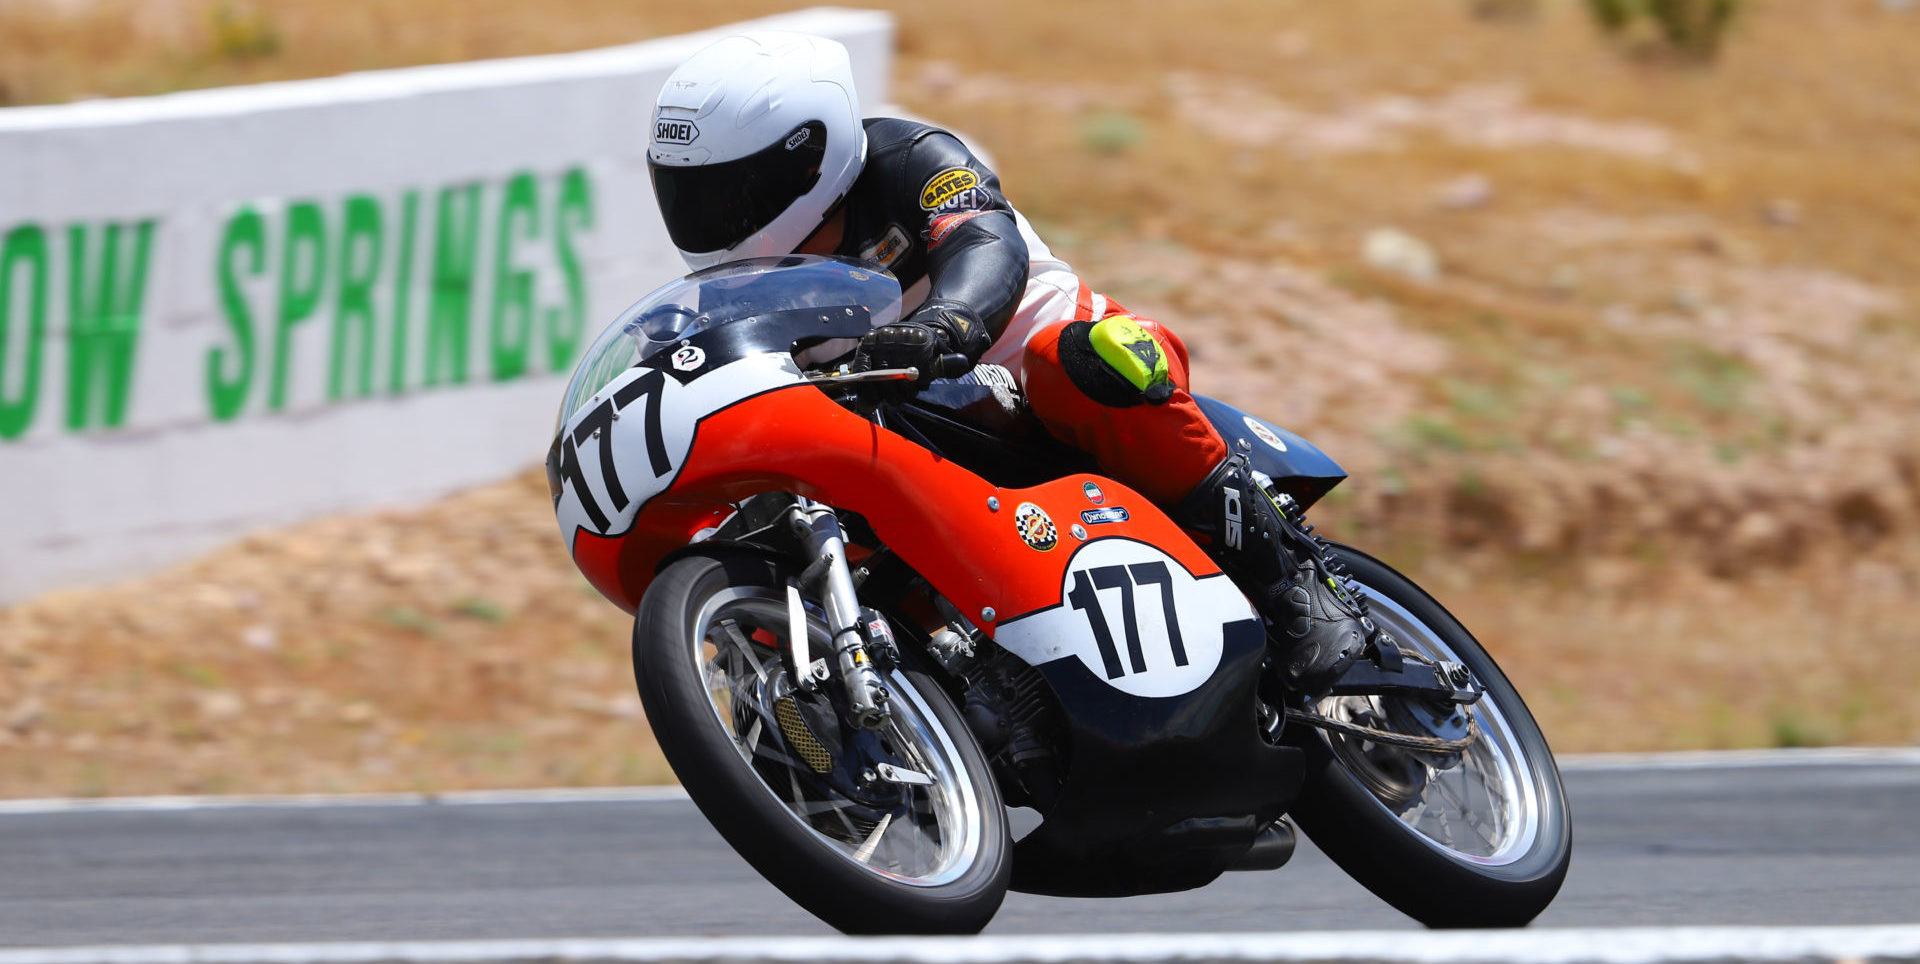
[{"left": 4, "top": 0, "right": 1919, "bottom": 796}]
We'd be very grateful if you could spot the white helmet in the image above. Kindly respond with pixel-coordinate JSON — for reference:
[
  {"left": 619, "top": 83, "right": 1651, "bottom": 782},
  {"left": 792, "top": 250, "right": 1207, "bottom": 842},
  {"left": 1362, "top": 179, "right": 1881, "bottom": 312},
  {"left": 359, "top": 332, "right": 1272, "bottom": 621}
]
[{"left": 648, "top": 31, "right": 867, "bottom": 270}]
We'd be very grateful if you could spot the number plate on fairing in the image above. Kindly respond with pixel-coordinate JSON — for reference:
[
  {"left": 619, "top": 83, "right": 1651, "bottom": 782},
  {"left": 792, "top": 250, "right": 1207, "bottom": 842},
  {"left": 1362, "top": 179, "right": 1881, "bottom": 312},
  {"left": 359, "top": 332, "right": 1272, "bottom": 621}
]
[
  {"left": 552, "top": 352, "right": 799, "bottom": 552},
  {"left": 993, "top": 538, "right": 1256, "bottom": 698}
]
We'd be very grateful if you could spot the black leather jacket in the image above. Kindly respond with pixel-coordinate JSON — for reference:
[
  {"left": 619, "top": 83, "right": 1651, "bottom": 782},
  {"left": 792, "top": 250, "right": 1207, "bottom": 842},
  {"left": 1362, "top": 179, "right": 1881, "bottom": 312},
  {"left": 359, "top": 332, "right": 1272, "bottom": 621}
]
[{"left": 830, "top": 117, "right": 1031, "bottom": 359}]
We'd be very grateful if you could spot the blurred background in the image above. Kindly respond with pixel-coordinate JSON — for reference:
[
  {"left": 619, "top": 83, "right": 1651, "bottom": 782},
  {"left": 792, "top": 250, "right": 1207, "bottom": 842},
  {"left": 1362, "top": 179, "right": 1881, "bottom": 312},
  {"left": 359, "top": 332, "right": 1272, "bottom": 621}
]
[{"left": 2, "top": 0, "right": 1917, "bottom": 798}]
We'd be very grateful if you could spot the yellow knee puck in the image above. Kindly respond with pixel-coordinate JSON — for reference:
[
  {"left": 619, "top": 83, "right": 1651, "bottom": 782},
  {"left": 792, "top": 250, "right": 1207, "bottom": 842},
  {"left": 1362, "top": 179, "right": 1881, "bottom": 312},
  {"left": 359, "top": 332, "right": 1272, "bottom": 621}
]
[{"left": 1089, "top": 316, "right": 1171, "bottom": 396}]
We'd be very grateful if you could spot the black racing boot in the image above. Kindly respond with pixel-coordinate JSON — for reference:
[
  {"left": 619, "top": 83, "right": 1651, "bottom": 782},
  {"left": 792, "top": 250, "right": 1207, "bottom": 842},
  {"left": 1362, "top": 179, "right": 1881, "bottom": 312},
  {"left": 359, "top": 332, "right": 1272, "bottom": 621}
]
[{"left": 1176, "top": 454, "right": 1370, "bottom": 695}]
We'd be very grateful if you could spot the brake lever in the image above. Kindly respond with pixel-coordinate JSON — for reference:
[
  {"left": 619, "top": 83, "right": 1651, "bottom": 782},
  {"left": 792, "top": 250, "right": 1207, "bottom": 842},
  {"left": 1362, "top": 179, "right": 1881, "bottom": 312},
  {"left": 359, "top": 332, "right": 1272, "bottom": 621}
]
[{"left": 807, "top": 367, "right": 921, "bottom": 386}]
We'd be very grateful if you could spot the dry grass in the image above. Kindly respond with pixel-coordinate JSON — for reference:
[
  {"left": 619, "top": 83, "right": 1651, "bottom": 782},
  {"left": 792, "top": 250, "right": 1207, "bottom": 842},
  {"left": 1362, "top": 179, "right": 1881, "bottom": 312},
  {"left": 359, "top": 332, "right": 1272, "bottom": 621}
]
[
  {"left": 0, "top": 472, "right": 664, "bottom": 795},
  {"left": 4, "top": 0, "right": 1919, "bottom": 795}
]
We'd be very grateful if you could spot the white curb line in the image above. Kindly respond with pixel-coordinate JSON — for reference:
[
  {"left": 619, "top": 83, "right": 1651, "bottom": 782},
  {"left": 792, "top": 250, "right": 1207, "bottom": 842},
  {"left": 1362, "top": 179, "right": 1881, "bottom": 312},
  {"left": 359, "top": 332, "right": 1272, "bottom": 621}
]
[
  {"left": 4, "top": 927, "right": 1920, "bottom": 964},
  {"left": 0, "top": 785, "right": 689, "bottom": 816}
]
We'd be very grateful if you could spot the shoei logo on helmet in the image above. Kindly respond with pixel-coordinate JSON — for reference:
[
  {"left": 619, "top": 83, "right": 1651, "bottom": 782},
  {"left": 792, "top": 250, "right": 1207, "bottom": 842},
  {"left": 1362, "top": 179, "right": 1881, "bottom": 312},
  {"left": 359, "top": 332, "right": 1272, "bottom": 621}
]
[
  {"left": 784, "top": 126, "right": 813, "bottom": 151},
  {"left": 919, "top": 167, "right": 981, "bottom": 210},
  {"left": 655, "top": 119, "right": 699, "bottom": 146}
]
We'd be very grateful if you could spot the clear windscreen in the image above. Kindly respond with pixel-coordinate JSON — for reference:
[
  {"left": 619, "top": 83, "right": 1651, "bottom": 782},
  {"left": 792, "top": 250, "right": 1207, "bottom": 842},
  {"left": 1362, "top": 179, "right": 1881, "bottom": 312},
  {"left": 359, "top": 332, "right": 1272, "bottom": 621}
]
[{"left": 556, "top": 256, "right": 902, "bottom": 430}]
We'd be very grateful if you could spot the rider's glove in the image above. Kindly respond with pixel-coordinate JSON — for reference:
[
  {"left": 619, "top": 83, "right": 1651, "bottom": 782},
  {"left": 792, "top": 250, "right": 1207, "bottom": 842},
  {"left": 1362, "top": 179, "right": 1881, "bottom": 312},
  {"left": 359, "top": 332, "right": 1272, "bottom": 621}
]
[
  {"left": 853, "top": 322, "right": 951, "bottom": 383},
  {"left": 854, "top": 300, "right": 988, "bottom": 383}
]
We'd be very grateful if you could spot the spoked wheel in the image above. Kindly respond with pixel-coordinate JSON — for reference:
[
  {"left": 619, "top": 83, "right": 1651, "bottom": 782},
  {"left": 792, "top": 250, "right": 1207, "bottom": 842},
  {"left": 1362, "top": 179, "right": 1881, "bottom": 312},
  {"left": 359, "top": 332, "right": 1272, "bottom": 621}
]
[
  {"left": 1287, "top": 543, "right": 1571, "bottom": 928},
  {"left": 633, "top": 553, "right": 1010, "bottom": 934}
]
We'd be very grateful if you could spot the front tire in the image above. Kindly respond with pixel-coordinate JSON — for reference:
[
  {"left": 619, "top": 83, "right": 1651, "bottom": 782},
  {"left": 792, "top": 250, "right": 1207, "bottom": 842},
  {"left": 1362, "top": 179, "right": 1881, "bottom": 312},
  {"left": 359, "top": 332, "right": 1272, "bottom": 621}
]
[
  {"left": 633, "top": 553, "right": 1011, "bottom": 934},
  {"left": 1288, "top": 543, "right": 1571, "bottom": 928}
]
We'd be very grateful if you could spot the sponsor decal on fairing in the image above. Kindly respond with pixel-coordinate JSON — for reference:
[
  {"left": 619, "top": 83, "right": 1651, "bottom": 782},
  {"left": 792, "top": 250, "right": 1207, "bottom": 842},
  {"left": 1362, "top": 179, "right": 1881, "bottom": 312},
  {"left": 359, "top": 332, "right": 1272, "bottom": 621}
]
[
  {"left": 670, "top": 345, "right": 706, "bottom": 372},
  {"left": 1244, "top": 415, "right": 1289, "bottom": 452},
  {"left": 1014, "top": 501, "right": 1058, "bottom": 551}
]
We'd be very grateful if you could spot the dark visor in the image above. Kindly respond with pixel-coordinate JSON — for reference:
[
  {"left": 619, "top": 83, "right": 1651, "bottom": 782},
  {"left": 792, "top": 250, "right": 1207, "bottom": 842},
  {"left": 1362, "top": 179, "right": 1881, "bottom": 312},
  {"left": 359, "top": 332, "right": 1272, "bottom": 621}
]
[{"left": 650, "top": 121, "right": 828, "bottom": 256}]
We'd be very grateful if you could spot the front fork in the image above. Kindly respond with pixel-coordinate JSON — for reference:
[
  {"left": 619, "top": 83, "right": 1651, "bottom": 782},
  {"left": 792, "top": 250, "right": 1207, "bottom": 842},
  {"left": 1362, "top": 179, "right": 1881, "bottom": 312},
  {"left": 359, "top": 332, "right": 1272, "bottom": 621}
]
[{"left": 786, "top": 498, "right": 893, "bottom": 729}]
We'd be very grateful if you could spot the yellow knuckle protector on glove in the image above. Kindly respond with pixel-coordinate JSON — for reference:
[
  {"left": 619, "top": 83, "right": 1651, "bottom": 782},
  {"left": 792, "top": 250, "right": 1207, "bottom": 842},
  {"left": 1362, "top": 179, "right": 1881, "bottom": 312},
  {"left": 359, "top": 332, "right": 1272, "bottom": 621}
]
[{"left": 1090, "top": 316, "right": 1171, "bottom": 395}]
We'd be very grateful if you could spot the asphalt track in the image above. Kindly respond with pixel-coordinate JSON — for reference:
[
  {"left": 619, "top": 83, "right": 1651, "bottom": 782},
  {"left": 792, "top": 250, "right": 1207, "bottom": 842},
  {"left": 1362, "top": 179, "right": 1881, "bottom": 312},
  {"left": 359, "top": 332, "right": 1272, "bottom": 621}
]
[{"left": 2, "top": 750, "right": 1917, "bottom": 947}]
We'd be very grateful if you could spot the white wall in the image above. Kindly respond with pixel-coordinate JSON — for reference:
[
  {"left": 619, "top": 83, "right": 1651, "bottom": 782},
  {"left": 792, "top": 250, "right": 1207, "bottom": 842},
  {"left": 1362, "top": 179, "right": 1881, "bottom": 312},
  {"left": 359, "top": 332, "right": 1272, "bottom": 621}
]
[{"left": 0, "top": 7, "right": 894, "bottom": 603}]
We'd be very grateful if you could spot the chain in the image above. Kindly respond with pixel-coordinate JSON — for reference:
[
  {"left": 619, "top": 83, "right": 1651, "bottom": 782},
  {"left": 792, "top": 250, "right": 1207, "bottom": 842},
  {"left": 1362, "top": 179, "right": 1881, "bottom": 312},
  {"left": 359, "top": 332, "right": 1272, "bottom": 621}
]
[{"left": 1286, "top": 706, "right": 1480, "bottom": 753}]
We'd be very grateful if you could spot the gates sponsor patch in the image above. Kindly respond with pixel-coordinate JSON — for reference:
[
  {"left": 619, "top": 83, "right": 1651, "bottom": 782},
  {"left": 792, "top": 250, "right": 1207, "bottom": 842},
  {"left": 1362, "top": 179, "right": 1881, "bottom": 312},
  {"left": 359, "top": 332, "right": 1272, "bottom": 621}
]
[
  {"left": 654, "top": 119, "right": 699, "bottom": 146},
  {"left": 1015, "top": 501, "right": 1058, "bottom": 551},
  {"left": 919, "top": 167, "right": 981, "bottom": 210}
]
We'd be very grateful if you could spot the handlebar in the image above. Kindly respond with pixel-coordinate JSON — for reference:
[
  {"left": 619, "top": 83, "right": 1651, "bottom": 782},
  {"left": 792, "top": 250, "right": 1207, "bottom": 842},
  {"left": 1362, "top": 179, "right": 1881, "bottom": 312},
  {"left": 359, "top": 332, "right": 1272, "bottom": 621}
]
[{"left": 807, "top": 353, "right": 975, "bottom": 390}]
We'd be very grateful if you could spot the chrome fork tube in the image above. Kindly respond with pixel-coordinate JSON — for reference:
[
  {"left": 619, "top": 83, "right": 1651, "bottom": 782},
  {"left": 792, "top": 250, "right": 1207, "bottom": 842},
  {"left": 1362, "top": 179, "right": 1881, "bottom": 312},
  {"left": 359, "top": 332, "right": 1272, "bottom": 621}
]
[{"left": 789, "top": 499, "right": 891, "bottom": 728}]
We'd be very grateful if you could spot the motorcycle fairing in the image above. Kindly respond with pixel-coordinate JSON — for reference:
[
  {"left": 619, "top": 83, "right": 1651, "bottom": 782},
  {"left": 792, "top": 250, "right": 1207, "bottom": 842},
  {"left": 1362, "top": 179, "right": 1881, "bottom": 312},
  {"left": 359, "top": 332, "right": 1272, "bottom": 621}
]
[
  {"left": 569, "top": 367, "right": 1220, "bottom": 621},
  {"left": 1193, "top": 395, "right": 1348, "bottom": 509}
]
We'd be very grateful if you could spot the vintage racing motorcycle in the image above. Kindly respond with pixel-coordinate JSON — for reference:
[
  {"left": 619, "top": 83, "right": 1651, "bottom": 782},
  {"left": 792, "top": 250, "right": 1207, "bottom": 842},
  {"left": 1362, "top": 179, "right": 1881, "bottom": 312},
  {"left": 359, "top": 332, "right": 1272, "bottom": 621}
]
[{"left": 547, "top": 256, "right": 1570, "bottom": 934}]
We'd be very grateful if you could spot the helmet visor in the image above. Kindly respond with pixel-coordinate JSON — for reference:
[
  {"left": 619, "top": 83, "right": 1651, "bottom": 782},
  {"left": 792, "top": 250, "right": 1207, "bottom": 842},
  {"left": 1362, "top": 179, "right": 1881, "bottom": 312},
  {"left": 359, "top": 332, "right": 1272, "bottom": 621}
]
[{"left": 650, "top": 121, "right": 828, "bottom": 257}]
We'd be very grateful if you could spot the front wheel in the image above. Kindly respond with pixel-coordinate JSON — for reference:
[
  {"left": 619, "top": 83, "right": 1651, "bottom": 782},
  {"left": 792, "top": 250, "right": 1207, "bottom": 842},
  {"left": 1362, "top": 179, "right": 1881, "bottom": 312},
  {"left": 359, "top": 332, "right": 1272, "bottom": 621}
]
[
  {"left": 1287, "top": 543, "right": 1571, "bottom": 928},
  {"left": 633, "top": 553, "right": 1010, "bottom": 934}
]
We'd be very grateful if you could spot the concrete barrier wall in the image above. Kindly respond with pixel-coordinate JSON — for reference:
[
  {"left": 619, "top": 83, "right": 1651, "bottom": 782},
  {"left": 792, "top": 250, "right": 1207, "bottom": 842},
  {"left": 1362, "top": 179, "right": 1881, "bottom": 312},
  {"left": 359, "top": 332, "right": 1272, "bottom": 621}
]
[{"left": 0, "top": 8, "right": 893, "bottom": 603}]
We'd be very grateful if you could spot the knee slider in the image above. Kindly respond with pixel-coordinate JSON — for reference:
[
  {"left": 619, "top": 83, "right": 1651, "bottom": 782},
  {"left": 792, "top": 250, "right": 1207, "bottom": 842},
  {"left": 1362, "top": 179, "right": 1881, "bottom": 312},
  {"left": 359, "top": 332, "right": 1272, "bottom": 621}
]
[{"left": 1058, "top": 317, "right": 1174, "bottom": 408}]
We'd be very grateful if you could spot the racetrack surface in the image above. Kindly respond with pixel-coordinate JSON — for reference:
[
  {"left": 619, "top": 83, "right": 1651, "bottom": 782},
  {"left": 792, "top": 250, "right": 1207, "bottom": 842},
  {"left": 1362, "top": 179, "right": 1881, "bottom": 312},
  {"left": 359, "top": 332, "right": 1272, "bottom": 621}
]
[{"left": 2, "top": 752, "right": 1916, "bottom": 945}]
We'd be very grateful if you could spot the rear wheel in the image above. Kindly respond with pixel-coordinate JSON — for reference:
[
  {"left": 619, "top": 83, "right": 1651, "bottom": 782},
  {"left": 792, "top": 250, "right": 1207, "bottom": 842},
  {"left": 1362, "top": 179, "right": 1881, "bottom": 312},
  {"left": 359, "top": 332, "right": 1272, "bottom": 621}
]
[
  {"left": 1288, "top": 543, "right": 1571, "bottom": 928},
  {"left": 633, "top": 552, "right": 1010, "bottom": 934}
]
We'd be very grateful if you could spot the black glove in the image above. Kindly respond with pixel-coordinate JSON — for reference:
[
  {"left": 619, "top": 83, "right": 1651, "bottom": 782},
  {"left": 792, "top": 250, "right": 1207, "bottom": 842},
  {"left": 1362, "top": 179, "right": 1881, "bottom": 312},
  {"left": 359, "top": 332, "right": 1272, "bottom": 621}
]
[
  {"left": 908, "top": 300, "right": 992, "bottom": 365},
  {"left": 853, "top": 322, "right": 969, "bottom": 384}
]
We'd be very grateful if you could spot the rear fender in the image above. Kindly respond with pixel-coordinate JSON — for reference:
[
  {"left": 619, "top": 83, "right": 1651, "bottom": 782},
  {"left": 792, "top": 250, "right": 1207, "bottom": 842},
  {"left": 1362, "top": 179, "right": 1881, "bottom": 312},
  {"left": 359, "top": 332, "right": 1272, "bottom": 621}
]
[{"left": 1193, "top": 395, "right": 1347, "bottom": 509}]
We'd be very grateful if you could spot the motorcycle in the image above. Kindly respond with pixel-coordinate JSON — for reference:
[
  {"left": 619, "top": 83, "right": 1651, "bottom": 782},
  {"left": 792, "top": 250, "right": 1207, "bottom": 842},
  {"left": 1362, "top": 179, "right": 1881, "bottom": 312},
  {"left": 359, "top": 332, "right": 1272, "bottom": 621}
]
[{"left": 546, "top": 255, "right": 1570, "bottom": 934}]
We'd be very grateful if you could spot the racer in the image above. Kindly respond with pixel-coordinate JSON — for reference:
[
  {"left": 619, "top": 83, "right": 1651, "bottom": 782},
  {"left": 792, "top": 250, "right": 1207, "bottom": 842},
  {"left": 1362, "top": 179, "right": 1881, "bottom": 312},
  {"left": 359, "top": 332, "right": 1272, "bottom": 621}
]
[{"left": 647, "top": 31, "right": 1369, "bottom": 692}]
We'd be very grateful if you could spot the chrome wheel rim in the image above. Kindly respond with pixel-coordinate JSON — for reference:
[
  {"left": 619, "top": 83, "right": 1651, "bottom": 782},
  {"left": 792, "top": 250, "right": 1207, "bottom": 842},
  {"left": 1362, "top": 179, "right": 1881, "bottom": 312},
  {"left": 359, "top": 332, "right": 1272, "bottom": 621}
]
[
  {"left": 1314, "top": 584, "right": 1543, "bottom": 866},
  {"left": 690, "top": 588, "right": 985, "bottom": 886}
]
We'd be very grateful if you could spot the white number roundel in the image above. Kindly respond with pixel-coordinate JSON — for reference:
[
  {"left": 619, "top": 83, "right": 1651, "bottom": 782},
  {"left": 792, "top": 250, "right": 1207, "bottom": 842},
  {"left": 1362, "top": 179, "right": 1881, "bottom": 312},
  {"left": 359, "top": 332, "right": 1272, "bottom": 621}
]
[{"left": 993, "top": 539, "right": 1256, "bottom": 698}]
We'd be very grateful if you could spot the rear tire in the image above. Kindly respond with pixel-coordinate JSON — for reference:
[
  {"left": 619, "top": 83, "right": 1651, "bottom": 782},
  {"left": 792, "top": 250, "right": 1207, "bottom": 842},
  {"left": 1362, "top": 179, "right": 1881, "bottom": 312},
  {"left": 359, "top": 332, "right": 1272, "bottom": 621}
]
[
  {"left": 1288, "top": 543, "right": 1571, "bottom": 928},
  {"left": 634, "top": 552, "right": 1010, "bottom": 934}
]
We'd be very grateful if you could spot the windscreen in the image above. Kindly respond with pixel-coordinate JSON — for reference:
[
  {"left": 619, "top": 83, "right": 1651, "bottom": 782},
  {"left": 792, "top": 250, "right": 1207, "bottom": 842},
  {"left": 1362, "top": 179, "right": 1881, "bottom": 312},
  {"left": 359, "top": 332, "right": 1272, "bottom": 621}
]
[{"left": 556, "top": 256, "right": 902, "bottom": 429}]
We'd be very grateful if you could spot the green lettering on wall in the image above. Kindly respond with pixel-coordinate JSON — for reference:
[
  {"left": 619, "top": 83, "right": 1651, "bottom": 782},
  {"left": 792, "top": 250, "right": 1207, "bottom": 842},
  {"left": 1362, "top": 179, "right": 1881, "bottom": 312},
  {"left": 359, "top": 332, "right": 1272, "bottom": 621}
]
[
  {"left": 270, "top": 202, "right": 328, "bottom": 411},
  {"left": 388, "top": 190, "right": 419, "bottom": 395},
  {"left": 209, "top": 208, "right": 265, "bottom": 422},
  {"left": 425, "top": 183, "right": 482, "bottom": 387},
  {"left": 489, "top": 172, "right": 540, "bottom": 382},
  {"left": 330, "top": 195, "right": 383, "bottom": 400},
  {"left": 549, "top": 166, "right": 593, "bottom": 372},
  {"left": 65, "top": 220, "right": 157, "bottom": 432},
  {"left": 0, "top": 224, "right": 50, "bottom": 440}
]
